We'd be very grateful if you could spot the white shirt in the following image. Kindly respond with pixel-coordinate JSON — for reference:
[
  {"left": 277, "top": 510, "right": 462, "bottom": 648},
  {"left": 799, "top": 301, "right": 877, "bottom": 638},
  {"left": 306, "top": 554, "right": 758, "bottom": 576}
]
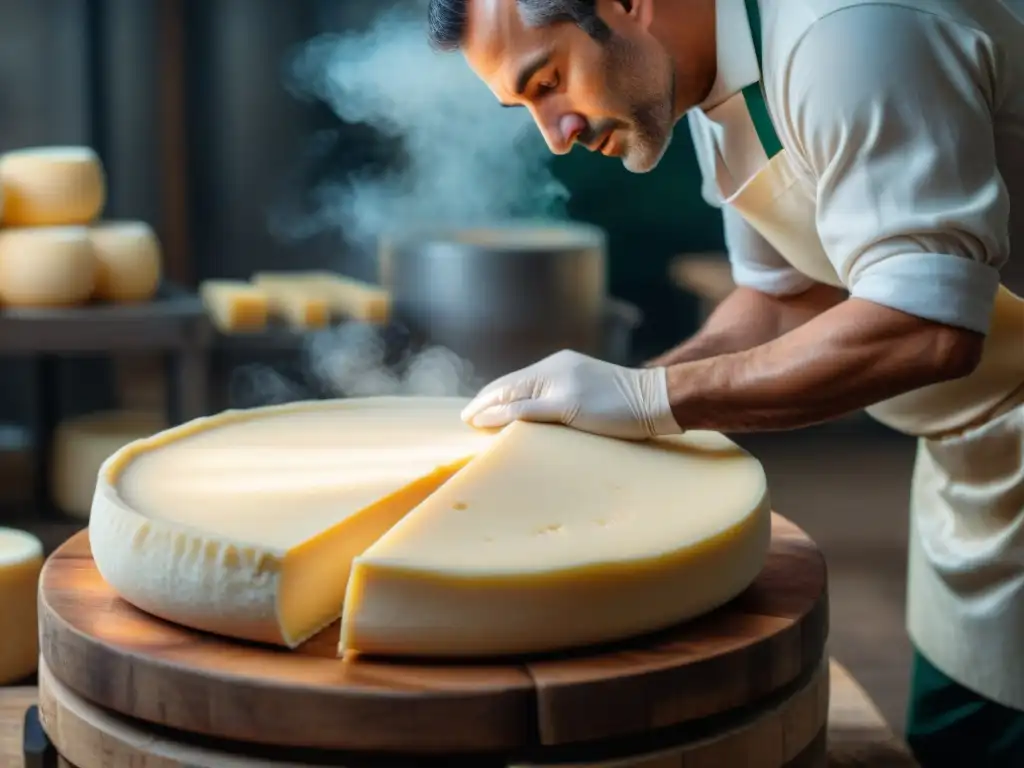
[{"left": 687, "top": 0, "right": 1024, "bottom": 334}]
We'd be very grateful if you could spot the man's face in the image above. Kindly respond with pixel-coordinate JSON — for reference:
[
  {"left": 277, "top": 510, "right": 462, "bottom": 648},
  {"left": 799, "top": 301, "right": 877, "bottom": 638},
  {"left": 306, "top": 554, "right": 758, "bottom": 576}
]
[{"left": 462, "top": 0, "right": 677, "bottom": 173}]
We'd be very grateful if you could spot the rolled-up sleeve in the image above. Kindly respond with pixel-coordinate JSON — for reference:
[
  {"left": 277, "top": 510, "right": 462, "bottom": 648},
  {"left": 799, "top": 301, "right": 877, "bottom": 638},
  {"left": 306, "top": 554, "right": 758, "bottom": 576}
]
[
  {"left": 686, "top": 111, "right": 816, "bottom": 297},
  {"left": 783, "top": 6, "right": 1008, "bottom": 333}
]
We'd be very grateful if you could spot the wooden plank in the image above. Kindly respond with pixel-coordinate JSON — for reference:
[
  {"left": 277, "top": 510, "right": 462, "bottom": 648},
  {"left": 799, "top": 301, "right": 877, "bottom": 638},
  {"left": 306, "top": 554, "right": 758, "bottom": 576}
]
[{"left": 0, "top": 687, "right": 36, "bottom": 768}]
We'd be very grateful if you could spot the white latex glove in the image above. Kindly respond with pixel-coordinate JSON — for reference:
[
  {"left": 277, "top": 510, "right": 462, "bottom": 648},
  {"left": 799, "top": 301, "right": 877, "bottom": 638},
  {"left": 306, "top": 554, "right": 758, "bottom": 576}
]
[{"left": 461, "top": 350, "right": 682, "bottom": 440}]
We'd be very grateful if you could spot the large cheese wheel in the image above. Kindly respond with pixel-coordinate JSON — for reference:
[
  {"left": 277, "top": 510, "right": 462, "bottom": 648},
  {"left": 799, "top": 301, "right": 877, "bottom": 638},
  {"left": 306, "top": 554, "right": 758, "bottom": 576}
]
[
  {"left": 0, "top": 528, "right": 44, "bottom": 684},
  {"left": 0, "top": 226, "right": 96, "bottom": 307},
  {"left": 89, "top": 221, "right": 162, "bottom": 302},
  {"left": 51, "top": 410, "right": 167, "bottom": 520},
  {"left": 89, "top": 398, "right": 770, "bottom": 657},
  {"left": 0, "top": 146, "right": 105, "bottom": 226}
]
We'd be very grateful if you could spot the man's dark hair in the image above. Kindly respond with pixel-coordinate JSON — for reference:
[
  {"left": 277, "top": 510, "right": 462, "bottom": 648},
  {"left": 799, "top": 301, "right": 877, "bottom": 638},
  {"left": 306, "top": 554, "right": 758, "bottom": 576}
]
[{"left": 427, "top": 0, "right": 613, "bottom": 51}]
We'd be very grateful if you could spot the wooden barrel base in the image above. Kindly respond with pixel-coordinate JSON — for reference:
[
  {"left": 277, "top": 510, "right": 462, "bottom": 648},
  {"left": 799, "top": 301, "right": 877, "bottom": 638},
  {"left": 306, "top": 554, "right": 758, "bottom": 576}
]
[
  {"left": 39, "top": 514, "right": 828, "bottom": 754},
  {"left": 38, "top": 655, "right": 828, "bottom": 768}
]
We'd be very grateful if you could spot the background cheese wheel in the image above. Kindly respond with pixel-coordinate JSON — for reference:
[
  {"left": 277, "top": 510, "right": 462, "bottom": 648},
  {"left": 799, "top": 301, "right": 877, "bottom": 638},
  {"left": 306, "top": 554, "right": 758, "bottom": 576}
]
[
  {"left": 89, "top": 221, "right": 162, "bottom": 302},
  {"left": 51, "top": 410, "right": 167, "bottom": 520},
  {"left": 0, "top": 226, "right": 97, "bottom": 307},
  {"left": 0, "top": 527, "right": 43, "bottom": 684},
  {"left": 0, "top": 146, "right": 106, "bottom": 226}
]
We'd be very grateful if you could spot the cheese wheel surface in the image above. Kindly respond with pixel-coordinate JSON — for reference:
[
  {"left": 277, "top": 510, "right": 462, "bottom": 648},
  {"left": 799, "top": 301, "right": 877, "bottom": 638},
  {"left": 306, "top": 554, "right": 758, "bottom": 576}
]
[
  {"left": 52, "top": 410, "right": 167, "bottom": 519},
  {"left": 89, "top": 221, "right": 162, "bottom": 302},
  {"left": 0, "top": 146, "right": 105, "bottom": 226},
  {"left": 0, "top": 528, "right": 44, "bottom": 684},
  {"left": 91, "top": 398, "right": 771, "bottom": 657},
  {"left": 0, "top": 226, "right": 96, "bottom": 307}
]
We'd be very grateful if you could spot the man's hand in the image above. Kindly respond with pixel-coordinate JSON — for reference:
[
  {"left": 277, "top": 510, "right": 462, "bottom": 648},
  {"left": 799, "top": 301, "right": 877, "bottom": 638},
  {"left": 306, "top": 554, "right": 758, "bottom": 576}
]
[{"left": 461, "top": 350, "right": 682, "bottom": 439}]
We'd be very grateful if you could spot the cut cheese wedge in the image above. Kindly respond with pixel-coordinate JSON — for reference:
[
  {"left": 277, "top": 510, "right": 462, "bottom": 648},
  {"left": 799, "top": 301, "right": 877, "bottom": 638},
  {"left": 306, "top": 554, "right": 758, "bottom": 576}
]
[
  {"left": 0, "top": 528, "right": 44, "bottom": 685},
  {"left": 89, "top": 398, "right": 494, "bottom": 647},
  {"left": 89, "top": 398, "right": 771, "bottom": 658},
  {"left": 341, "top": 421, "right": 770, "bottom": 657},
  {"left": 250, "top": 275, "right": 331, "bottom": 329}
]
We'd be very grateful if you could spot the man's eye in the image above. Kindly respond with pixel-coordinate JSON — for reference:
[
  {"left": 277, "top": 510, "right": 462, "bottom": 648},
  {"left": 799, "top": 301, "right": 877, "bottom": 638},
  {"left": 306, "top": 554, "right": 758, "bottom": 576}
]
[{"left": 535, "top": 75, "right": 559, "bottom": 97}]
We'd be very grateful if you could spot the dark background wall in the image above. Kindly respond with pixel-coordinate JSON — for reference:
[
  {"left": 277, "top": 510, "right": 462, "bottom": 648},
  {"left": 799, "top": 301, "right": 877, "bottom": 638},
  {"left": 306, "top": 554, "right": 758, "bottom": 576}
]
[{"left": 0, "top": 0, "right": 725, "bottom": 421}]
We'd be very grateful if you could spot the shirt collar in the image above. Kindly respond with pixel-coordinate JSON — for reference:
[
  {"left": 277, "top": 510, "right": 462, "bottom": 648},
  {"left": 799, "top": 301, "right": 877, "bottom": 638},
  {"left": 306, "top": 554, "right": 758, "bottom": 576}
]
[{"left": 698, "top": 0, "right": 762, "bottom": 111}]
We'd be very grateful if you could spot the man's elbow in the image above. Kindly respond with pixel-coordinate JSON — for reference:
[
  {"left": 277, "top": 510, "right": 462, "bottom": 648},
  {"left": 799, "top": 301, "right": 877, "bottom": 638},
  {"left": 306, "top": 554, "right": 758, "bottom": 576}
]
[{"left": 930, "top": 325, "right": 985, "bottom": 382}]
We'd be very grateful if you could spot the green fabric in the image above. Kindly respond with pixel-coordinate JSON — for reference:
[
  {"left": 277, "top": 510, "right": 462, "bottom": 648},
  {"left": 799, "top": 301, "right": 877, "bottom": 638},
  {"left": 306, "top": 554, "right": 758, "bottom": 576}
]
[
  {"left": 906, "top": 649, "right": 1024, "bottom": 767},
  {"left": 741, "top": 0, "right": 783, "bottom": 158}
]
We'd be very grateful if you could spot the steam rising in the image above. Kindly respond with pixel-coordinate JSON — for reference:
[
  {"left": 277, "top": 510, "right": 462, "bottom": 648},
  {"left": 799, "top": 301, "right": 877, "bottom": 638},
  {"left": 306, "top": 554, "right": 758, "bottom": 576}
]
[
  {"left": 228, "top": 322, "right": 484, "bottom": 409},
  {"left": 239, "top": 2, "right": 566, "bottom": 407},
  {"left": 280, "top": 1, "right": 569, "bottom": 251}
]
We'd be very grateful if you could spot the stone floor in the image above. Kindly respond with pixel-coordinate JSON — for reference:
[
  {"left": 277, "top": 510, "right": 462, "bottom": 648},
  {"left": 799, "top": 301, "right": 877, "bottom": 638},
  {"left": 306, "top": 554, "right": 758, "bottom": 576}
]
[{"left": 738, "top": 421, "right": 917, "bottom": 735}]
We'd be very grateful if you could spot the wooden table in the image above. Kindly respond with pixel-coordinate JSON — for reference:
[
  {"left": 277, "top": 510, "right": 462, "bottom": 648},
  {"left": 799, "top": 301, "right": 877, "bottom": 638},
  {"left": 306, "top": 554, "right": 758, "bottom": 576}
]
[{"left": 0, "top": 659, "right": 916, "bottom": 767}]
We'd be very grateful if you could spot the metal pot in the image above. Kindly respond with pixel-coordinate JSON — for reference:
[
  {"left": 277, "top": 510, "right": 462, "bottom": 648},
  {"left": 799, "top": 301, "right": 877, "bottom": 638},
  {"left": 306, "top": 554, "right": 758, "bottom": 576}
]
[{"left": 380, "top": 222, "right": 608, "bottom": 382}]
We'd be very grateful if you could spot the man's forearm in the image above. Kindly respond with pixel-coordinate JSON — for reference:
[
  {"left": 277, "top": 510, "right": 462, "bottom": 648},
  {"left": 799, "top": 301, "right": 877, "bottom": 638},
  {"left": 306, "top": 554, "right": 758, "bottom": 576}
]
[
  {"left": 648, "top": 284, "right": 845, "bottom": 367},
  {"left": 664, "top": 298, "right": 984, "bottom": 432}
]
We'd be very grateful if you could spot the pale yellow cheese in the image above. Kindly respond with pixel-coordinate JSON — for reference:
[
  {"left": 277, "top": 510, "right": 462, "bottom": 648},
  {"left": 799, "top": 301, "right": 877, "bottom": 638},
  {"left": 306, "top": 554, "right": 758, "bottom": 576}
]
[
  {"left": 89, "top": 221, "right": 162, "bottom": 303},
  {"left": 0, "top": 146, "right": 105, "bottom": 226},
  {"left": 340, "top": 421, "right": 770, "bottom": 657},
  {"left": 0, "top": 226, "right": 96, "bottom": 307},
  {"left": 253, "top": 271, "right": 390, "bottom": 324},
  {"left": 90, "top": 398, "right": 771, "bottom": 658},
  {"left": 51, "top": 410, "right": 166, "bottom": 520},
  {"left": 199, "top": 280, "right": 269, "bottom": 333},
  {"left": 89, "top": 399, "right": 493, "bottom": 647},
  {"left": 249, "top": 275, "right": 330, "bottom": 329},
  {"left": 0, "top": 528, "right": 44, "bottom": 684}
]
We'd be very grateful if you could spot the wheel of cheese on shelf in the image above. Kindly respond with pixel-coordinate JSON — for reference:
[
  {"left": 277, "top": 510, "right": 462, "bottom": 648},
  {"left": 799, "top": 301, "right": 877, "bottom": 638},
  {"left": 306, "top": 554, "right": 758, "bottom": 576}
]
[
  {"left": 0, "top": 226, "right": 96, "bottom": 307},
  {"left": 88, "top": 221, "right": 162, "bottom": 303},
  {"left": 0, "top": 146, "right": 106, "bottom": 226},
  {"left": 89, "top": 398, "right": 771, "bottom": 657},
  {"left": 51, "top": 410, "right": 167, "bottom": 520},
  {"left": 0, "top": 528, "right": 43, "bottom": 684}
]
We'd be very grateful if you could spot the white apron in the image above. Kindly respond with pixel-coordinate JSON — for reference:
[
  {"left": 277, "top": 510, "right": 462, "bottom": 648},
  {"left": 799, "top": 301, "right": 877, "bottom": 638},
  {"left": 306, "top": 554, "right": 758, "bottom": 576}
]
[{"left": 717, "top": 0, "right": 1024, "bottom": 709}]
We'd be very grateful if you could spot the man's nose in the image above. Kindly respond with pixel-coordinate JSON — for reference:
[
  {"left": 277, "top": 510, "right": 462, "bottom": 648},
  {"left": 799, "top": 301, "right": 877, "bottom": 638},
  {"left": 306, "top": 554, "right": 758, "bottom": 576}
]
[{"left": 538, "top": 113, "right": 587, "bottom": 155}]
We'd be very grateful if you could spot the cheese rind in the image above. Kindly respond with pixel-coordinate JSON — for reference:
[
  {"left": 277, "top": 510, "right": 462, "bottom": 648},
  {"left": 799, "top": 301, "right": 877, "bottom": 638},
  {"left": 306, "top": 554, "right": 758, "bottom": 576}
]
[
  {"left": 89, "top": 398, "right": 492, "bottom": 647},
  {"left": 0, "top": 226, "right": 97, "bottom": 307},
  {"left": 340, "top": 422, "right": 771, "bottom": 657},
  {"left": 51, "top": 410, "right": 166, "bottom": 519},
  {"left": 0, "top": 528, "right": 44, "bottom": 685},
  {"left": 88, "top": 221, "right": 162, "bottom": 302},
  {"left": 0, "top": 146, "right": 105, "bottom": 226}
]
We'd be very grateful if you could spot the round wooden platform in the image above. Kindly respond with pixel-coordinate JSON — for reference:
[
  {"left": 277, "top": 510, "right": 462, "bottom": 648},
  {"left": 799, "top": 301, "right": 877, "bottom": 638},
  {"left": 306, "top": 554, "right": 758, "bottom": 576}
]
[
  {"left": 38, "top": 514, "right": 828, "bottom": 756},
  {"left": 38, "top": 655, "right": 829, "bottom": 768}
]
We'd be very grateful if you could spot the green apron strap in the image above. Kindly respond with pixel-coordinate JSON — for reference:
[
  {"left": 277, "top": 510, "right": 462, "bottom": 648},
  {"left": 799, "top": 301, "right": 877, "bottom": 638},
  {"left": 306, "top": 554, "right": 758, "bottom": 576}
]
[{"left": 741, "top": 0, "right": 784, "bottom": 159}]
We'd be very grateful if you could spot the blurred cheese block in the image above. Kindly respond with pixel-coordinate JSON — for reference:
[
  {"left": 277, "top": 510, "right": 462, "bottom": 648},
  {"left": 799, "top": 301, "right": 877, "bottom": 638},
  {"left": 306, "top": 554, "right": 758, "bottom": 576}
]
[
  {"left": 0, "top": 146, "right": 105, "bottom": 226},
  {"left": 89, "top": 221, "right": 162, "bottom": 303},
  {"left": 199, "top": 280, "right": 269, "bottom": 332},
  {"left": 89, "top": 398, "right": 771, "bottom": 657},
  {"left": 51, "top": 410, "right": 167, "bottom": 520},
  {"left": 253, "top": 271, "right": 390, "bottom": 324},
  {"left": 249, "top": 273, "right": 330, "bottom": 329},
  {"left": 0, "top": 226, "right": 96, "bottom": 307},
  {"left": 0, "top": 528, "right": 43, "bottom": 684}
]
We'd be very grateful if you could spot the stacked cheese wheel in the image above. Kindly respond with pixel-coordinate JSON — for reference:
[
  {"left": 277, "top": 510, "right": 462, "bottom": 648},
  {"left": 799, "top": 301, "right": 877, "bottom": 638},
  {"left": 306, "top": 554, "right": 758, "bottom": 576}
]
[
  {"left": 90, "top": 397, "right": 771, "bottom": 658},
  {"left": 0, "top": 146, "right": 161, "bottom": 308}
]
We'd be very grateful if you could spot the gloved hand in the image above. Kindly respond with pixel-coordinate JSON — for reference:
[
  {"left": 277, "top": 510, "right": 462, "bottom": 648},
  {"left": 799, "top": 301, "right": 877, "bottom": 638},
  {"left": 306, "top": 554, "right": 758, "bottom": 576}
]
[{"left": 460, "top": 350, "right": 682, "bottom": 440}]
